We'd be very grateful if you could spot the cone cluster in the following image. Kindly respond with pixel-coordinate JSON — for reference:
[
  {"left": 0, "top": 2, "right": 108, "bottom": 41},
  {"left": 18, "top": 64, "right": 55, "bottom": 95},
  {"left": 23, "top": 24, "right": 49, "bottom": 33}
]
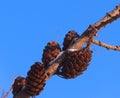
[
  {"left": 12, "top": 76, "right": 26, "bottom": 96},
  {"left": 24, "top": 62, "right": 46, "bottom": 96},
  {"left": 57, "top": 48, "right": 92, "bottom": 79},
  {"left": 12, "top": 30, "right": 93, "bottom": 97},
  {"left": 41, "top": 30, "right": 92, "bottom": 79},
  {"left": 63, "top": 30, "right": 79, "bottom": 50},
  {"left": 42, "top": 41, "right": 61, "bottom": 68}
]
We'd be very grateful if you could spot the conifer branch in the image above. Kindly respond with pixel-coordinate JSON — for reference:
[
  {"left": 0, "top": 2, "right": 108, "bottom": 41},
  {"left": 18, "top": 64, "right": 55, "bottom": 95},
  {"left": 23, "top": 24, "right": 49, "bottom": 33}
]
[
  {"left": 92, "top": 39, "right": 120, "bottom": 51},
  {"left": 14, "top": 5, "right": 120, "bottom": 98},
  {"left": 46, "top": 5, "right": 120, "bottom": 79}
]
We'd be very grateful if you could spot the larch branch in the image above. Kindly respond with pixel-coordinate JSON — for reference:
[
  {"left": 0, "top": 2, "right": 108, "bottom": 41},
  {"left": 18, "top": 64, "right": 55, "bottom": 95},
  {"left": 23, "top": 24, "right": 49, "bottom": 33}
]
[
  {"left": 70, "top": 5, "right": 120, "bottom": 49},
  {"left": 92, "top": 39, "right": 120, "bottom": 51},
  {"left": 14, "top": 5, "right": 120, "bottom": 98},
  {"left": 3, "top": 87, "right": 12, "bottom": 98},
  {"left": 45, "top": 5, "right": 120, "bottom": 80}
]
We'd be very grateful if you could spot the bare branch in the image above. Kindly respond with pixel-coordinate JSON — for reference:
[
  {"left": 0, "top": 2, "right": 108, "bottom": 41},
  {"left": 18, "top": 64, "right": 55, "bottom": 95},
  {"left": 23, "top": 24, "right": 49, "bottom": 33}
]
[
  {"left": 1, "top": 87, "right": 13, "bottom": 98},
  {"left": 70, "top": 5, "right": 120, "bottom": 49},
  {"left": 1, "top": 91, "right": 4, "bottom": 98},
  {"left": 94, "top": 5, "right": 120, "bottom": 30},
  {"left": 92, "top": 39, "right": 120, "bottom": 51},
  {"left": 45, "top": 5, "right": 120, "bottom": 80},
  {"left": 3, "top": 87, "right": 12, "bottom": 98},
  {"left": 1, "top": 78, "right": 14, "bottom": 98},
  {"left": 14, "top": 5, "right": 120, "bottom": 98}
]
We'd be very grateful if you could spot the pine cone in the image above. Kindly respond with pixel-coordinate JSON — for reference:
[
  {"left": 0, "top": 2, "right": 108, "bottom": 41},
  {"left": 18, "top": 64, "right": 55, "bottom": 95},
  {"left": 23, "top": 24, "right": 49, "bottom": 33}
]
[
  {"left": 57, "top": 48, "right": 92, "bottom": 79},
  {"left": 12, "top": 76, "right": 26, "bottom": 96},
  {"left": 24, "top": 62, "right": 46, "bottom": 96},
  {"left": 42, "top": 41, "right": 61, "bottom": 68},
  {"left": 63, "top": 30, "right": 79, "bottom": 50}
]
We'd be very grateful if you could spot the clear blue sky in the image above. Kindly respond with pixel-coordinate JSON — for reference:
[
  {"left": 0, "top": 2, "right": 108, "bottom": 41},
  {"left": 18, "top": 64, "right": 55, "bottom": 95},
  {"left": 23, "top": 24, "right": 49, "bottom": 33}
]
[{"left": 0, "top": 0, "right": 120, "bottom": 98}]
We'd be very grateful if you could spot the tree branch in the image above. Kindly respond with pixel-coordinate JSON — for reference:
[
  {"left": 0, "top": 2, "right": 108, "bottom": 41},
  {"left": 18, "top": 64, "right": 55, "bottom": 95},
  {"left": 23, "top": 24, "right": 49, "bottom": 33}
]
[
  {"left": 3, "top": 87, "right": 12, "bottom": 98},
  {"left": 92, "top": 39, "right": 120, "bottom": 51},
  {"left": 1, "top": 78, "right": 14, "bottom": 98},
  {"left": 45, "top": 5, "right": 120, "bottom": 80},
  {"left": 14, "top": 5, "right": 120, "bottom": 98},
  {"left": 70, "top": 5, "right": 120, "bottom": 49}
]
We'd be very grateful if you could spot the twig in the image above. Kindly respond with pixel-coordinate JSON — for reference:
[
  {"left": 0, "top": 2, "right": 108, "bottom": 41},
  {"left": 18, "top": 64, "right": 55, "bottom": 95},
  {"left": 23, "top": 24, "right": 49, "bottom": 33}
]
[
  {"left": 92, "top": 39, "right": 120, "bottom": 51},
  {"left": 1, "top": 77, "right": 15, "bottom": 98},
  {"left": 0, "top": 87, "right": 12, "bottom": 98},
  {"left": 3, "top": 87, "right": 13, "bottom": 98},
  {"left": 1, "top": 91, "right": 4, "bottom": 98}
]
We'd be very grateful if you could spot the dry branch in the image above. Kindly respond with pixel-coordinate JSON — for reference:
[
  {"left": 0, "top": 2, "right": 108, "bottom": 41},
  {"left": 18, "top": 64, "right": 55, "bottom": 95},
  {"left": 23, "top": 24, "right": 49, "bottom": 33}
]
[
  {"left": 92, "top": 39, "right": 120, "bottom": 51},
  {"left": 3, "top": 87, "right": 12, "bottom": 98},
  {"left": 45, "top": 5, "right": 120, "bottom": 80},
  {"left": 1, "top": 78, "right": 14, "bottom": 98},
  {"left": 1, "top": 87, "right": 13, "bottom": 98},
  {"left": 70, "top": 5, "right": 120, "bottom": 49},
  {"left": 14, "top": 5, "right": 120, "bottom": 98}
]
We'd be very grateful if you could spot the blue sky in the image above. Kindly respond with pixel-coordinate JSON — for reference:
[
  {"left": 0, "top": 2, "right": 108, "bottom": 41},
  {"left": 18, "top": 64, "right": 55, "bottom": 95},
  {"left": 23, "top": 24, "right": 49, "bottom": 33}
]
[{"left": 0, "top": 0, "right": 120, "bottom": 98}]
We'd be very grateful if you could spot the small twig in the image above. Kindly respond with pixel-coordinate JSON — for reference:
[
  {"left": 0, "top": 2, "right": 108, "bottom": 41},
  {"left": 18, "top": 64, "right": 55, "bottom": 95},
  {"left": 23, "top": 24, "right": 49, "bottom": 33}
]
[
  {"left": 1, "top": 87, "right": 12, "bottom": 98},
  {"left": 1, "top": 91, "right": 4, "bottom": 98},
  {"left": 92, "top": 39, "right": 120, "bottom": 51},
  {"left": 3, "top": 87, "right": 13, "bottom": 98},
  {"left": 1, "top": 77, "right": 15, "bottom": 98},
  {"left": 4, "top": 77, "right": 15, "bottom": 98}
]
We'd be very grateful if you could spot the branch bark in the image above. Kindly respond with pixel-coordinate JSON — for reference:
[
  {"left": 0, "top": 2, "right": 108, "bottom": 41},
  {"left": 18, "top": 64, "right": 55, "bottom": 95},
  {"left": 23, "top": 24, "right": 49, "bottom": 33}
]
[{"left": 14, "top": 5, "right": 120, "bottom": 98}]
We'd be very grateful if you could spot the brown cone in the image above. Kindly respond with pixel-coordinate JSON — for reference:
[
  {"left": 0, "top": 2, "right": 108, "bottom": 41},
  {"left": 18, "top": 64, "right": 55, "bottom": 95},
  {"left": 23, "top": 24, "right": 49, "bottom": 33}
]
[
  {"left": 24, "top": 62, "right": 46, "bottom": 96},
  {"left": 12, "top": 76, "right": 26, "bottom": 96},
  {"left": 42, "top": 41, "right": 61, "bottom": 68},
  {"left": 63, "top": 30, "right": 79, "bottom": 50},
  {"left": 57, "top": 48, "right": 92, "bottom": 79}
]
